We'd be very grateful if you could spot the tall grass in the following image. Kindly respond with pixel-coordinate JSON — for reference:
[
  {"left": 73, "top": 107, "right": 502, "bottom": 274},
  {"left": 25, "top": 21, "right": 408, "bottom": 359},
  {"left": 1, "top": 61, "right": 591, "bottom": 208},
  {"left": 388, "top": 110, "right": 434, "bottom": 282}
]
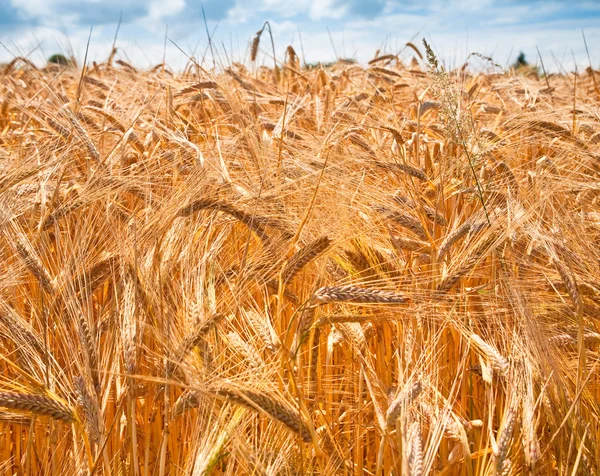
[{"left": 0, "top": 41, "right": 599, "bottom": 475}]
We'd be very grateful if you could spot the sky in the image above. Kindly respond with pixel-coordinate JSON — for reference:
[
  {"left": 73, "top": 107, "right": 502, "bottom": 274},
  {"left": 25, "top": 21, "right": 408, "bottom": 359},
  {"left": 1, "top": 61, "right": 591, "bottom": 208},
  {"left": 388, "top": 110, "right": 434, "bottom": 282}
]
[{"left": 1, "top": 0, "right": 599, "bottom": 72}]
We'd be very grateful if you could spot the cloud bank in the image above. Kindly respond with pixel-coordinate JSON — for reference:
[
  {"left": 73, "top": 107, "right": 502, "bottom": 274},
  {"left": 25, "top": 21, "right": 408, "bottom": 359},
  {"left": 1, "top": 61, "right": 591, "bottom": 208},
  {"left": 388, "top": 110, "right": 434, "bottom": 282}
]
[{"left": 1, "top": 0, "right": 599, "bottom": 72}]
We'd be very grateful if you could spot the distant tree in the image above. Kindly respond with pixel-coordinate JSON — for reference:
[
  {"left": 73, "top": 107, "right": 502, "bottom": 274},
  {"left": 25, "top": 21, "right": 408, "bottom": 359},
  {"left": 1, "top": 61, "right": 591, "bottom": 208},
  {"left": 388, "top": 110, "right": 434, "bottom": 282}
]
[
  {"left": 512, "top": 51, "right": 540, "bottom": 76},
  {"left": 47, "top": 54, "right": 70, "bottom": 66},
  {"left": 514, "top": 52, "right": 528, "bottom": 68},
  {"left": 305, "top": 58, "right": 357, "bottom": 69}
]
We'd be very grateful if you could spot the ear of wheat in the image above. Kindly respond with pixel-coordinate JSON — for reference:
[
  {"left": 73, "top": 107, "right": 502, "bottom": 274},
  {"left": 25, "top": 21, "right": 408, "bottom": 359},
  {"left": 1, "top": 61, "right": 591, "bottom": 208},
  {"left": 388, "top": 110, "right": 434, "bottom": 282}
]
[
  {"left": 215, "top": 387, "right": 311, "bottom": 442},
  {"left": 281, "top": 236, "right": 331, "bottom": 285},
  {"left": 386, "top": 381, "right": 422, "bottom": 428},
  {"left": 314, "top": 285, "right": 406, "bottom": 304},
  {"left": 0, "top": 391, "right": 74, "bottom": 423}
]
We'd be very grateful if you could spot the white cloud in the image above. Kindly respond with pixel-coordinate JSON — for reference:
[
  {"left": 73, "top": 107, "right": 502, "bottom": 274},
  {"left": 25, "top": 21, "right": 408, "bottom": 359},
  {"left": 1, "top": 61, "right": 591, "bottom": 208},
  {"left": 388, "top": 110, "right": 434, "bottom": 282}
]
[
  {"left": 1, "top": 0, "right": 598, "bottom": 72},
  {"left": 8, "top": 0, "right": 54, "bottom": 19},
  {"left": 136, "top": 0, "right": 186, "bottom": 33},
  {"left": 308, "top": 0, "right": 347, "bottom": 20},
  {"left": 228, "top": 0, "right": 348, "bottom": 22},
  {"left": 144, "top": 0, "right": 186, "bottom": 23}
]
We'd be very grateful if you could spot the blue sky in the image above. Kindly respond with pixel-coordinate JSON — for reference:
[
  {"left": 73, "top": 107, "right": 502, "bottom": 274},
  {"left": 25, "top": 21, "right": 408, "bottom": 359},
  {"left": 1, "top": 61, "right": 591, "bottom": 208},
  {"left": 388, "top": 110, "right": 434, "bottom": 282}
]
[{"left": 1, "top": 0, "right": 599, "bottom": 71}]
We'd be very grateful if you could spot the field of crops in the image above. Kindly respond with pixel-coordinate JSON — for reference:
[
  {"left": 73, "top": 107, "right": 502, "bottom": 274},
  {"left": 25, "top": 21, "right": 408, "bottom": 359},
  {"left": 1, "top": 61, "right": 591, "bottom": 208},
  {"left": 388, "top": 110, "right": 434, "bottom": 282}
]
[{"left": 0, "top": 42, "right": 599, "bottom": 475}]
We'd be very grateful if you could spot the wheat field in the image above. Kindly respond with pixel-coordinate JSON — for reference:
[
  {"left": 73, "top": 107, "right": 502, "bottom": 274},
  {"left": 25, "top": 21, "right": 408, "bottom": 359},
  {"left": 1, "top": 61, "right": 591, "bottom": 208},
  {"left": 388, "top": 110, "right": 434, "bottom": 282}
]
[{"left": 0, "top": 40, "right": 599, "bottom": 475}]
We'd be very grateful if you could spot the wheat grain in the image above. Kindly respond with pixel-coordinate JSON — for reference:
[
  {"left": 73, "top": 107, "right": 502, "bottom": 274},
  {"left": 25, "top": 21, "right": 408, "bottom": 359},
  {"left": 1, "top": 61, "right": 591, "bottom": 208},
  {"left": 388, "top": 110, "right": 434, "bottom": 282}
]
[
  {"left": 386, "top": 381, "right": 422, "bottom": 428},
  {"left": 167, "top": 313, "right": 224, "bottom": 376},
  {"left": 8, "top": 222, "right": 55, "bottom": 294},
  {"left": 177, "top": 81, "right": 219, "bottom": 95},
  {"left": 553, "top": 258, "right": 581, "bottom": 311},
  {"left": 176, "top": 199, "right": 271, "bottom": 241},
  {"left": 0, "top": 391, "right": 74, "bottom": 423},
  {"left": 76, "top": 310, "right": 99, "bottom": 393},
  {"left": 369, "top": 66, "right": 402, "bottom": 78},
  {"left": 172, "top": 390, "right": 201, "bottom": 420},
  {"left": 374, "top": 161, "right": 429, "bottom": 181},
  {"left": 436, "top": 254, "right": 481, "bottom": 293},
  {"left": 281, "top": 236, "right": 331, "bottom": 285},
  {"left": 74, "top": 377, "right": 101, "bottom": 443},
  {"left": 375, "top": 206, "right": 429, "bottom": 240},
  {"left": 82, "top": 76, "right": 109, "bottom": 91},
  {"left": 227, "top": 331, "right": 264, "bottom": 369},
  {"left": 394, "top": 195, "right": 447, "bottom": 226},
  {"left": 0, "top": 301, "right": 46, "bottom": 357},
  {"left": 64, "top": 109, "right": 101, "bottom": 163},
  {"left": 115, "top": 59, "right": 137, "bottom": 73},
  {"left": 419, "top": 100, "right": 441, "bottom": 115},
  {"left": 437, "top": 221, "right": 473, "bottom": 261},
  {"left": 314, "top": 285, "right": 406, "bottom": 304},
  {"left": 216, "top": 387, "right": 311, "bottom": 442},
  {"left": 290, "top": 306, "right": 316, "bottom": 357},
  {"left": 407, "top": 421, "right": 424, "bottom": 476},
  {"left": 495, "top": 400, "right": 519, "bottom": 474},
  {"left": 121, "top": 275, "right": 138, "bottom": 376},
  {"left": 470, "top": 333, "right": 509, "bottom": 377},
  {"left": 250, "top": 30, "right": 262, "bottom": 62},
  {"left": 368, "top": 54, "right": 397, "bottom": 65},
  {"left": 390, "top": 236, "right": 430, "bottom": 253},
  {"left": 245, "top": 309, "right": 280, "bottom": 353},
  {"left": 549, "top": 332, "right": 600, "bottom": 347}
]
